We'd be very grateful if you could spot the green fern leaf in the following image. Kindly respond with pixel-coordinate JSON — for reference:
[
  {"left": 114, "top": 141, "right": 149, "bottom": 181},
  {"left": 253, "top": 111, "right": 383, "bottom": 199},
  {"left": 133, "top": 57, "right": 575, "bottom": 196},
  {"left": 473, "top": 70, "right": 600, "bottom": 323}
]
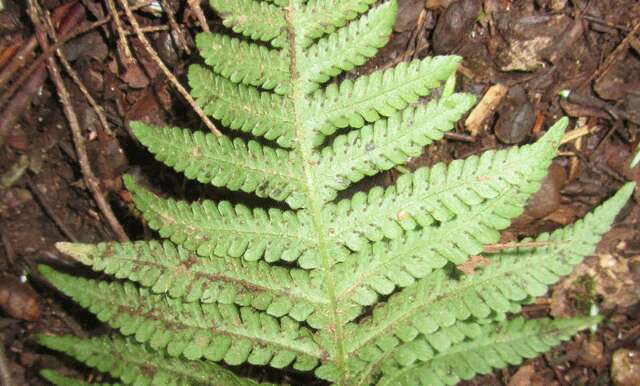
[
  {"left": 124, "top": 175, "right": 315, "bottom": 263},
  {"left": 330, "top": 118, "right": 566, "bottom": 252},
  {"left": 300, "top": 1, "right": 396, "bottom": 92},
  {"left": 189, "top": 66, "right": 295, "bottom": 147},
  {"left": 196, "top": 33, "right": 291, "bottom": 95},
  {"left": 344, "top": 182, "right": 634, "bottom": 375},
  {"left": 209, "top": 0, "right": 287, "bottom": 48},
  {"left": 56, "top": 240, "right": 326, "bottom": 322},
  {"left": 38, "top": 335, "right": 271, "bottom": 385},
  {"left": 131, "top": 123, "right": 306, "bottom": 207},
  {"left": 376, "top": 317, "right": 600, "bottom": 386},
  {"left": 299, "top": 0, "right": 378, "bottom": 46},
  {"left": 38, "top": 266, "right": 323, "bottom": 370},
  {"left": 39, "top": 1, "right": 636, "bottom": 385},
  {"left": 315, "top": 92, "right": 475, "bottom": 201},
  {"left": 307, "top": 56, "right": 461, "bottom": 136}
]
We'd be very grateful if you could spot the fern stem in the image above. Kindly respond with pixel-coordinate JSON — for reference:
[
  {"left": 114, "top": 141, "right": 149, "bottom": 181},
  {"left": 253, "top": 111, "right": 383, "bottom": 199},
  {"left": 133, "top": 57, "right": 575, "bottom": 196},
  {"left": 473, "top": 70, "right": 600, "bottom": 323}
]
[{"left": 286, "top": 1, "right": 349, "bottom": 382}]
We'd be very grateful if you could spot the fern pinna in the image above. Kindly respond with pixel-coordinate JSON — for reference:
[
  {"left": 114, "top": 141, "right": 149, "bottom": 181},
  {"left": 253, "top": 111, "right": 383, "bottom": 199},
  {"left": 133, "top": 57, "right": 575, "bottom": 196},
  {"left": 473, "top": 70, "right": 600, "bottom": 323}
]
[{"left": 39, "top": 1, "right": 635, "bottom": 385}]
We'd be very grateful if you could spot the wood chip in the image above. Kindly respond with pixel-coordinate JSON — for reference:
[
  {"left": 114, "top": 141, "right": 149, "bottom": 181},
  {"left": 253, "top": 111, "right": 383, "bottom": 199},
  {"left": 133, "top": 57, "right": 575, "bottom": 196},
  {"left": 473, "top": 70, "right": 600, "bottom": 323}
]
[{"left": 464, "top": 83, "right": 508, "bottom": 136}]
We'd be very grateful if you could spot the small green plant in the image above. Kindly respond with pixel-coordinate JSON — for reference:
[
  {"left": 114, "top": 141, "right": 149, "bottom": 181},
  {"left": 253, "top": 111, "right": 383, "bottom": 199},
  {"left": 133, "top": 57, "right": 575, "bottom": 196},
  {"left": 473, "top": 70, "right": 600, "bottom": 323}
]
[{"left": 39, "top": 1, "right": 635, "bottom": 385}]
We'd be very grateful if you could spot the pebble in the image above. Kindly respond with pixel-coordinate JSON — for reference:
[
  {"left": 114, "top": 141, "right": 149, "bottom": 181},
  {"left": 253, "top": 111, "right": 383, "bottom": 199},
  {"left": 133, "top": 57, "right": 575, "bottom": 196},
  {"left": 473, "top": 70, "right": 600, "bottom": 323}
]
[
  {"left": 494, "top": 85, "right": 536, "bottom": 144},
  {"left": 576, "top": 339, "right": 607, "bottom": 368},
  {"left": 612, "top": 349, "right": 640, "bottom": 386},
  {"left": 432, "top": 0, "right": 481, "bottom": 54},
  {"left": 522, "top": 163, "right": 567, "bottom": 219},
  {"left": 0, "top": 275, "right": 42, "bottom": 321}
]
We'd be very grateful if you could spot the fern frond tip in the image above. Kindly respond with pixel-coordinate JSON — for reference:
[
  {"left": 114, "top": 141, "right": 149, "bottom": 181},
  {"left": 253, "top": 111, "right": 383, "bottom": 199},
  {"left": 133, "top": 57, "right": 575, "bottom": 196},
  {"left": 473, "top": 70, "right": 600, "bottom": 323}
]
[
  {"left": 56, "top": 242, "right": 96, "bottom": 265},
  {"left": 617, "top": 181, "right": 636, "bottom": 200},
  {"left": 543, "top": 117, "right": 569, "bottom": 147},
  {"left": 37, "top": 264, "right": 56, "bottom": 280},
  {"left": 121, "top": 173, "right": 137, "bottom": 191},
  {"left": 129, "top": 120, "right": 147, "bottom": 138},
  {"left": 37, "top": 333, "right": 70, "bottom": 352}
]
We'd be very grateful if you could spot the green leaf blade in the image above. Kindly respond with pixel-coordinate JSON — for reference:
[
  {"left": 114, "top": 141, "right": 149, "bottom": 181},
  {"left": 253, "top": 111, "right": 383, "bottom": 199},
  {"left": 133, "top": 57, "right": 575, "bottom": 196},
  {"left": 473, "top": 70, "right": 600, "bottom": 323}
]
[
  {"left": 346, "top": 181, "right": 633, "bottom": 378},
  {"left": 38, "top": 267, "right": 324, "bottom": 370},
  {"left": 131, "top": 123, "right": 307, "bottom": 207},
  {"left": 196, "top": 33, "right": 291, "bottom": 95},
  {"left": 209, "top": 0, "right": 287, "bottom": 47},
  {"left": 56, "top": 240, "right": 328, "bottom": 323},
  {"left": 300, "top": 1, "right": 397, "bottom": 93},
  {"left": 316, "top": 92, "right": 475, "bottom": 200},
  {"left": 299, "top": 0, "right": 378, "bottom": 46},
  {"left": 38, "top": 335, "right": 273, "bottom": 386},
  {"left": 189, "top": 65, "right": 295, "bottom": 147},
  {"left": 331, "top": 119, "right": 567, "bottom": 256},
  {"left": 123, "top": 175, "right": 316, "bottom": 264},
  {"left": 376, "top": 317, "right": 600, "bottom": 386},
  {"left": 307, "top": 55, "right": 462, "bottom": 137}
]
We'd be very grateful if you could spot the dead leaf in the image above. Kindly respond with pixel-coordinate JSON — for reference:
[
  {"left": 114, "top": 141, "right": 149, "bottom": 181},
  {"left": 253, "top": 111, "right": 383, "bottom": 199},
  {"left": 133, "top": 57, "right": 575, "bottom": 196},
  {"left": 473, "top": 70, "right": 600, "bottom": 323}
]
[
  {"left": 509, "top": 364, "right": 555, "bottom": 386},
  {"left": 457, "top": 255, "right": 491, "bottom": 275}
]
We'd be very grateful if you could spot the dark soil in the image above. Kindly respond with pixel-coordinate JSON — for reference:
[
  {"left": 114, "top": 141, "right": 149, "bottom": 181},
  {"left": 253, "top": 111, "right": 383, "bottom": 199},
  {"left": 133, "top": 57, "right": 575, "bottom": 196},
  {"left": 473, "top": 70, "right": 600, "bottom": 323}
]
[{"left": 0, "top": 0, "right": 639, "bottom": 385}]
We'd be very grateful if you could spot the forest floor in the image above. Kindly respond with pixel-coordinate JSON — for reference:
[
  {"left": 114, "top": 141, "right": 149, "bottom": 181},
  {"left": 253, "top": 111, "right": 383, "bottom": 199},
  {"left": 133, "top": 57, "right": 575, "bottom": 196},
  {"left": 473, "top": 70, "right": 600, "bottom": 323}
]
[{"left": 0, "top": 0, "right": 639, "bottom": 385}]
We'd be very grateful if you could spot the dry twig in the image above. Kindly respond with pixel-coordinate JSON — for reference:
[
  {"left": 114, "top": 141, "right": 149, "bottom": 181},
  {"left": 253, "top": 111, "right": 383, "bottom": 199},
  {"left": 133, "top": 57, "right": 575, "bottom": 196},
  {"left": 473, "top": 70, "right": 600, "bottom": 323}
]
[
  {"left": 580, "top": 20, "right": 640, "bottom": 89},
  {"left": 27, "top": 0, "right": 129, "bottom": 242},
  {"left": 464, "top": 83, "right": 509, "bottom": 136},
  {"left": 27, "top": 178, "right": 79, "bottom": 243},
  {"left": 159, "top": 0, "right": 190, "bottom": 54},
  {"left": 560, "top": 124, "right": 601, "bottom": 145},
  {"left": 0, "top": 39, "right": 38, "bottom": 89},
  {"left": 0, "top": 225, "right": 16, "bottom": 266},
  {"left": 118, "top": 0, "right": 221, "bottom": 135},
  {"left": 106, "top": 0, "right": 134, "bottom": 63},
  {"left": 187, "top": 0, "right": 210, "bottom": 33},
  {"left": 483, "top": 240, "right": 569, "bottom": 253},
  {"left": 0, "top": 3, "right": 84, "bottom": 147},
  {"left": 54, "top": 45, "right": 115, "bottom": 137},
  {"left": 0, "top": 2, "right": 153, "bottom": 110},
  {"left": 0, "top": 337, "right": 13, "bottom": 386}
]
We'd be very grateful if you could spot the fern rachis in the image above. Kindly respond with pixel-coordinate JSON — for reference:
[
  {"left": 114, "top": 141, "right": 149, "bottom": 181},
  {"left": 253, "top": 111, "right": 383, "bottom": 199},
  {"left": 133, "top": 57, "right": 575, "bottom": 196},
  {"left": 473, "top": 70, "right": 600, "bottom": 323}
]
[{"left": 38, "top": 1, "right": 636, "bottom": 385}]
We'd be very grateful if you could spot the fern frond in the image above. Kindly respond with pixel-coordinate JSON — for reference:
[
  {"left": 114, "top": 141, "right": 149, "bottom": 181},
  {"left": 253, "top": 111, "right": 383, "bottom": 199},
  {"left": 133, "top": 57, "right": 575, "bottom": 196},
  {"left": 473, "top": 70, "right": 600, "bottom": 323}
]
[
  {"left": 196, "top": 33, "right": 291, "bottom": 95},
  {"left": 131, "top": 123, "right": 306, "bottom": 207},
  {"left": 124, "top": 176, "right": 315, "bottom": 263},
  {"left": 307, "top": 56, "right": 461, "bottom": 136},
  {"left": 209, "top": 0, "right": 287, "bottom": 48},
  {"left": 375, "top": 317, "right": 599, "bottom": 386},
  {"left": 40, "top": 370, "right": 117, "bottom": 386},
  {"left": 38, "top": 1, "right": 635, "bottom": 384},
  {"left": 56, "top": 240, "right": 327, "bottom": 322},
  {"left": 345, "top": 182, "right": 634, "bottom": 365},
  {"left": 189, "top": 66, "right": 295, "bottom": 147},
  {"left": 38, "top": 267, "right": 323, "bottom": 370},
  {"left": 39, "top": 335, "right": 271, "bottom": 385},
  {"left": 300, "top": 1, "right": 396, "bottom": 92},
  {"left": 299, "top": 0, "right": 378, "bottom": 46},
  {"left": 330, "top": 118, "right": 567, "bottom": 252},
  {"left": 316, "top": 92, "right": 475, "bottom": 201}
]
